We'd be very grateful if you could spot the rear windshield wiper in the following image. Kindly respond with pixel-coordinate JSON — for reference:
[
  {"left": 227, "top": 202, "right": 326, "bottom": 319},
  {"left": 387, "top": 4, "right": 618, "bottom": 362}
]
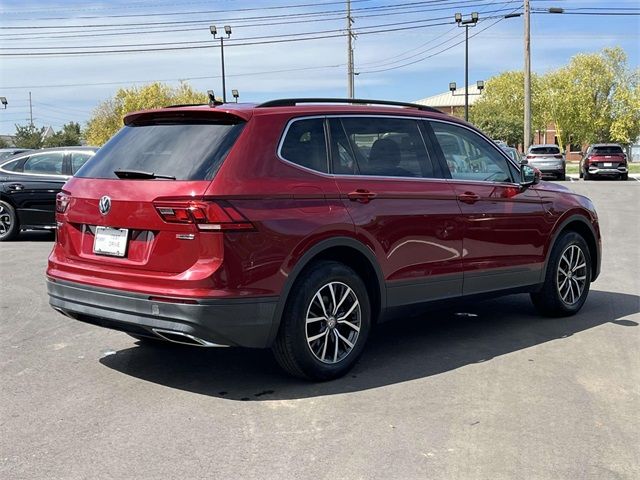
[{"left": 113, "top": 169, "right": 176, "bottom": 180}]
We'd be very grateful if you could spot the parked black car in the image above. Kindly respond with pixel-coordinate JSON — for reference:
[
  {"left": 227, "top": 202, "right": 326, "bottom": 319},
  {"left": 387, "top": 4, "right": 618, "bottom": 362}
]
[{"left": 0, "top": 147, "right": 98, "bottom": 240}]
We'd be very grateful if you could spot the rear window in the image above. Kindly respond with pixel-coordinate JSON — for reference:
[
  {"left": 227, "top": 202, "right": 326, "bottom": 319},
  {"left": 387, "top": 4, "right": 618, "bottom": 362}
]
[
  {"left": 76, "top": 121, "right": 245, "bottom": 180},
  {"left": 530, "top": 146, "right": 560, "bottom": 155},
  {"left": 592, "top": 146, "right": 623, "bottom": 155}
]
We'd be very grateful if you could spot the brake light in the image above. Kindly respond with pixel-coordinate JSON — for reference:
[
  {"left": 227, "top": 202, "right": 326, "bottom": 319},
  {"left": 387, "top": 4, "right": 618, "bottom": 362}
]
[
  {"left": 154, "top": 200, "right": 254, "bottom": 231},
  {"left": 56, "top": 192, "right": 70, "bottom": 213}
]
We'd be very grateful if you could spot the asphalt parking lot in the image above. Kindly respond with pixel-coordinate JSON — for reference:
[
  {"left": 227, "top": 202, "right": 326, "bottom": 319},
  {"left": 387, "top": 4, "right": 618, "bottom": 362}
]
[{"left": 1, "top": 180, "right": 638, "bottom": 480}]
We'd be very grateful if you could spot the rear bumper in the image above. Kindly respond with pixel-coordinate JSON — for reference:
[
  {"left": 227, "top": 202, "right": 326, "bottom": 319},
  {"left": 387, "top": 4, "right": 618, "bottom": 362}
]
[
  {"left": 47, "top": 278, "right": 278, "bottom": 348},
  {"left": 587, "top": 166, "right": 627, "bottom": 176}
]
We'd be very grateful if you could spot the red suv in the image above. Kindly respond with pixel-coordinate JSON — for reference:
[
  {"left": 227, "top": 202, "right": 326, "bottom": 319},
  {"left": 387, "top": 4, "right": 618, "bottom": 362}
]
[
  {"left": 580, "top": 143, "right": 628, "bottom": 180},
  {"left": 47, "top": 98, "right": 601, "bottom": 380}
]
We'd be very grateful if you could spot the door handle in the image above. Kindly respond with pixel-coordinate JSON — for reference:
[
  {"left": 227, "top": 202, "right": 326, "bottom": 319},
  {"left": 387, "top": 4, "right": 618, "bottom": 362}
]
[
  {"left": 347, "top": 189, "right": 377, "bottom": 203},
  {"left": 7, "top": 183, "right": 24, "bottom": 191},
  {"left": 457, "top": 191, "right": 481, "bottom": 204}
]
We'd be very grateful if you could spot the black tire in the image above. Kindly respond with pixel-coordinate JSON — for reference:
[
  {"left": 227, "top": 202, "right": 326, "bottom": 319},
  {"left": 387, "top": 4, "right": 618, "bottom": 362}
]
[
  {"left": 583, "top": 170, "right": 591, "bottom": 180},
  {"left": 0, "top": 200, "right": 20, "bottom": 241},
  {"left": 621, "top": 173, "right": 628, "bottom": 181},
  {"left": 579, "top": 168, "right": 583, "bottom": 179},
  {"left": 558, "top": 172, "right": 566, "bottom": 181},
  {"left": 272, "top": 260, "right": 372, "bottom": 381},
  {"left": 530, "top": 231, "right": 591, "bottom": 317}
]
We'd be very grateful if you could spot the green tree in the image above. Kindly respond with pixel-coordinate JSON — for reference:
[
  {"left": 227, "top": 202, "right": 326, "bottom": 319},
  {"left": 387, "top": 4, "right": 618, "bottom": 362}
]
[
  {"left": 43, "top": 122, "right": 83, "bottom": 147},
  {"left": 13, "top": 123, "right": 46, "bottom": 149},
  {"left": 84, "top": 82, "right": 207, "bottom": 146},
  {"left": 469, "top": 71, "right": 546, "bottom": 147},
  {"left": 541, "top": 47, "right": 640, "bottom": 147},
  {"left": 0, "top": 137, "right": 10, "bottom": 148}
]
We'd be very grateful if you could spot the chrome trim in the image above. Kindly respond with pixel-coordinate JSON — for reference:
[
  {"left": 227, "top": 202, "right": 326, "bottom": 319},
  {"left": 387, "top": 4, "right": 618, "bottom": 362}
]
[
  {"left": 275, "top": 114, "right": 522, "bottom": 187},
  {"left": 0, "top": 149, "right": 95, "bottom": 179},
  {"left": 151, "top": 328, "right": 229, "bottom": 347}
]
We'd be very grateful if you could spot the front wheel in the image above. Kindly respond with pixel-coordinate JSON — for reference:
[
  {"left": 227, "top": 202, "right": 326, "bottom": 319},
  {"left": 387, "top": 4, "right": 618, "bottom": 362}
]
[
  {"left": 272, "top": 261, "right": 371, "bottom": 381},
  {"left": 530, "top": 232, "right": 591, "bottom": 317},
  {"left": 0, "top": 200, "right": 19, "bottom": 241}
]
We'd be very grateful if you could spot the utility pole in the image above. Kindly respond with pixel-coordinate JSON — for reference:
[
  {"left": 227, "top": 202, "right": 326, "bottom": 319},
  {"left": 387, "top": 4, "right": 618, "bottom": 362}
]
[
  {"left": 29, "top": 91, "right": 33, "bottom": 126},
  {"left": 220, "top": 36, "right": 226, "bottom": 103},
  {"left": 524, "top": 0, "right": 531, "bottom": 149},
  {"left": 347, "top": 0, "right": 354, "bottom": 98}
]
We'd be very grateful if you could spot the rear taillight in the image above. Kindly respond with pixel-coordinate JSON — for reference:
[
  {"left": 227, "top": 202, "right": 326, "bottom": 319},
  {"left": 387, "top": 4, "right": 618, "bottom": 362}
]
[
  {"left": 56, "top": 192, "right": 70, "bottom": 213},
  {"left": 154, "top": 200, "right": 253, "bottom": 231}
]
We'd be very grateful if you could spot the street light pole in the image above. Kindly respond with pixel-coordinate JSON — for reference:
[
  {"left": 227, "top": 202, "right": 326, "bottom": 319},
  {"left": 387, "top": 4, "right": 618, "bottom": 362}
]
[
  {"left": 465, "top": 24, "right": 469, "bottom": 121},
  {"left": 220, "top": 36, "right": 226, "bottom": 103},
  {"left": 524, "top": 0, "right": 531, "bottom": 149},
  {"left": 455, "top": 12, "right": 478, "bottom": 122},
  {"left": 210, "top": 25, "right": 232, "bottom": 103}
]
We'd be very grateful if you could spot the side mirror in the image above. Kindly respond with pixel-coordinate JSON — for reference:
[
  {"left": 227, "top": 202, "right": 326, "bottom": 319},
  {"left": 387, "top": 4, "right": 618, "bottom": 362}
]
[{"left": 520, "top": 163, "right": 541, "bottom": 187}]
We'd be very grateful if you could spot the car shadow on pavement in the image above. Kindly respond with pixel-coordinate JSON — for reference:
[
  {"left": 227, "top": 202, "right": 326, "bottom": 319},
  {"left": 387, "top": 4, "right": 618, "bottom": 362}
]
[{"left": 100, "top": 290, "right": 639, "bottom": 400}]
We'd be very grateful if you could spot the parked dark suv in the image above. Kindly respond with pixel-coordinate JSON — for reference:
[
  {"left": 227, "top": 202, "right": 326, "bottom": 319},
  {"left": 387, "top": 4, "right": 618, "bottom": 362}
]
[
  {"left": 47, "top": 99, "right": 601, "bottom": 380},
  {"left": 580, "top": 143, "right": 628, "bottom": 180}
]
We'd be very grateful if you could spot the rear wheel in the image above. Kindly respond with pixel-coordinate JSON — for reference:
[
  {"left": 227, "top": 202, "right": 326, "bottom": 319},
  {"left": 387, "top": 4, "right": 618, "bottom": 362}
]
[
  {"left": 273, "top": 261, "right": 371, "bottom": 381},
  {"left": 0, "top": 200, "right": 19, "bottom": 241},
  {"left": 583, "top": 170, "right": 591, "bottom": 180},
  {"left": 530, "top": 232, "right": 591, "bottom": 317},
  {"left": 558, "top": 172, "right": 566, "bottom": 181},
  {"left": 621, "top": 173, "right": 628, "bottom": 181}
]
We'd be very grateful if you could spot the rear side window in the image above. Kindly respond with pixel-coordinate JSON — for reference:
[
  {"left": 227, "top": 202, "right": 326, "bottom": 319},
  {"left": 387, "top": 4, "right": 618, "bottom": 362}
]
[
  {"left": 431, "top": 121, "right": 513, "bottom": 183},
  {"left": 1, "top": 158, "right": 23, "bottom": 172},
  {"left": 23, "top": 152, "right": 64, "bottom": 175},
  {"left": 592, "top": 146, "right": 623, "bottom": 155},
  {"left": 337, "top": 117, "right": 436, "bottom": 178},
  {"left": 71, "top": 152, "right": 94, "bottom": 174},
  {"left": 280, "top": 118, "right": 328, "bottom": 173},
  {"left": 530, "top": 146, "right": 560, "bottom": 155},
  {"left": 76, "top": 121, "right": 245, "bottom": 180}
]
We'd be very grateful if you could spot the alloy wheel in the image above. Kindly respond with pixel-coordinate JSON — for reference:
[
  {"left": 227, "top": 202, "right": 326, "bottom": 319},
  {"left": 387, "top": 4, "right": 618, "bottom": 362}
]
[
  {"left": 0, "top": 204, "right": 12, "bottom": 238},
  {"left": 556, "top": 244, "right": 587, "bottom": 305},
  {"left": 305, "top": 281, "right": 361, "bottom": 364}
]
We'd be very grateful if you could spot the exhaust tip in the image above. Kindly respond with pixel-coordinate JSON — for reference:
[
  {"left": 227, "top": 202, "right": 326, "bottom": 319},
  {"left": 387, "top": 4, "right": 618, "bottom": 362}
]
[{"left": 151, "top": 328, "right": 228, "bottom": 347}]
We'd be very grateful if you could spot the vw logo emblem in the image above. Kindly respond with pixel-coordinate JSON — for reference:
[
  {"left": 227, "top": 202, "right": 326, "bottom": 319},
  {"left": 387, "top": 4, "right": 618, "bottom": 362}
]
[{"left": 98, "top": 196, "right": 111, "bottom": 215}]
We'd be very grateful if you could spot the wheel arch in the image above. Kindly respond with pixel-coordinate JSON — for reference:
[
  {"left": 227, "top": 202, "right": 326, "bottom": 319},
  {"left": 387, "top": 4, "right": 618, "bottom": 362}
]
[
  {"left": 544, "top": 214, "right": 600, "bottom": 282},
  {"left": 266, "top": 237, "right": 386, "bottom": 346}
]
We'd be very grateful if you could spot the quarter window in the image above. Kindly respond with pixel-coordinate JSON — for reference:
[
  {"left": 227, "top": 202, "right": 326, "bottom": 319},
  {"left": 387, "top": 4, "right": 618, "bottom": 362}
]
[
  {"left": 335, "top": 117, "right": 437, "bottom": 178},
  {"left": 431, "top": 122, "right": 513, "bottom": 183},
  {"left": 22, "top": 152, "right": 64, "bottom": 175},
  {"left": 280, "top": 118, "right": 328, "bottom": 173}
]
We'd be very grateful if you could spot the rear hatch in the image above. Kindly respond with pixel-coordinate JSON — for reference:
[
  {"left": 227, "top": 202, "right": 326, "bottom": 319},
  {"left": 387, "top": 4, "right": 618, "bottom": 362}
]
[
  {"left": 587, "top": 145, "right": 626, "bottom": 168},
  {"left": 527, "top": 145, "right": 563, "bottom": 164},
  {"left": 50, "top": 109, "right": 248, "bottom": 289}
]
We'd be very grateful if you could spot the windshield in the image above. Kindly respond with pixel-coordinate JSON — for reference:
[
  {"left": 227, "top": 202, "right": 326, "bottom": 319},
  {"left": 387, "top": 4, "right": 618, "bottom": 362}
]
[
  {"left": 530, "top": 146, "right": 560, "bottom": 155},
  {"left": 592, "top": 146, "right": 623, "bottom": 155},
  {"left": 76, "top": 121, "right": 245, "bottom": 180}
]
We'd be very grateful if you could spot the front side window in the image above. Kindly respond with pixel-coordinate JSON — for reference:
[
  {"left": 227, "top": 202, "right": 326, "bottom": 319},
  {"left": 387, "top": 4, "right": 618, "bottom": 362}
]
[
  {"left": 430, "top": 121, "right": 513, "bottom": 183},
  {"left": 336, "top": 117, "right": 437, "bottom": 178},
  {"left": 280, "top": 118, "right": 328, "bottom": 173},
  {"left": 22, "top": 152, "right": 64, "bottom": 175}
]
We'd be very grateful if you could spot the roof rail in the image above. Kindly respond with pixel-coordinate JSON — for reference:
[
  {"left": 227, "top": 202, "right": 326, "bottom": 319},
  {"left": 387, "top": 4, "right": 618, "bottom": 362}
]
[{"left": 256, "top": 98, "right": 441, "bottom": 113}]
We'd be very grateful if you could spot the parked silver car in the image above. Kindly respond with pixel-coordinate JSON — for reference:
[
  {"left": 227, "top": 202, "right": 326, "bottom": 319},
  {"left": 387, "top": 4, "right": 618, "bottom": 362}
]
[{"left": 525, "top": 144, "right": 566, "bottom": 180}]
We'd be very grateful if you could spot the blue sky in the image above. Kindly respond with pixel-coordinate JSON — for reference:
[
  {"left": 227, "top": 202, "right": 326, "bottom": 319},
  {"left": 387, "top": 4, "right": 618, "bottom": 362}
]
[{"left": 0, "top": 0, "right": 638, "bottom": 136}]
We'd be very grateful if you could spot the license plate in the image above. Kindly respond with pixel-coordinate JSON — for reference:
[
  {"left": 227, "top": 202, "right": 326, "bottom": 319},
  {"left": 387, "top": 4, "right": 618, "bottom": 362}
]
[
  {"left": 604, "top": 162, "right": 612, "bottom": 167},
  {"left": 93, "top": 226, "right": 128, "bottom": 257}
]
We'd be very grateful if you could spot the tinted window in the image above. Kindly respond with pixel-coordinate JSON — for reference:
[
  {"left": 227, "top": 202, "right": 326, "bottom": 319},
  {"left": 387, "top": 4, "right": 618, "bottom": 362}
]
[
  {"left": 1, "top": 158, "right": 23, "bottom": 172},
  {"left": 22, "top": 152, "right": 64, "bottom": 175},
  {"left": 431, "top": 121, "right": 512, "bottom": 183},
  {"left": 592, "top": 146, "right": 623, "bottom": 155},
  {"left": 71, "top": 152, "right": 94, "bottom": 174},
  {"left": 280, "top": 118, "right": 328, "bottom": 173},
  {"left": 530, "top": 146, "right": 560, "bottom": 155},
  {"left": 76, "top": 121, "right": 245, "bottom": 180},
  {"left": 338, "top": 117, "right": 436, "bottom": 178}
]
